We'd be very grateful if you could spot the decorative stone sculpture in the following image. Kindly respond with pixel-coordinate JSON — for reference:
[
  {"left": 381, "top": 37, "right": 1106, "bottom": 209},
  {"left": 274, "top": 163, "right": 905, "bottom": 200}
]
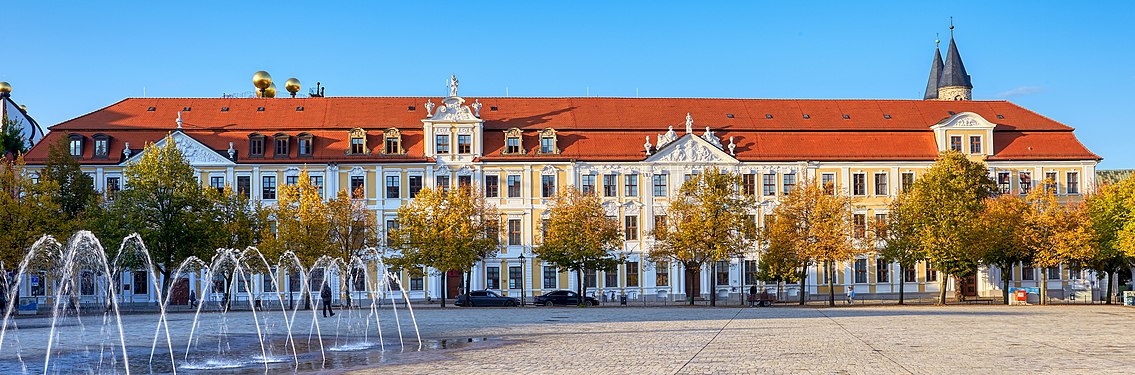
[
  {"left": 685, "top": 113, "right": 694, "bottom": 134},
  {"left": 657, "top": 125, "right": 678, "bottom": 147},
  {"left": 425, "top": 99, "right": 436, "bottom": 116},
  {"left": 702, "top": 126, "right": 723, "bottom": 149},
  {"left": 228, "top": 142, "right": 236, "bottom": 160},
  {"left": 728, "top": 136, "right": 736, "bottom": 156},
  {"left": 471, "top": 99, "right": 483, "bottom": 117},
  {"left": 123, "top": 142, "right": 131, "bottom": 158},
  {"left": 644, "top": 136, "right": 652, "bottom": 155}
]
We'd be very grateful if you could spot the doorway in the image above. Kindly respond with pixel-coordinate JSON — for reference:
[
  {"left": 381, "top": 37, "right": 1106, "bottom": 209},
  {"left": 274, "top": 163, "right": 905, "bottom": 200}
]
[
  {"left": 962, "top": 274, "right": 978, "bottom": 297},
  {"left": 446, "top": 270, "right": 462, "bottom": 299},
  {"left": 685, "top": 268, "right": 701, "bottom": 300}
]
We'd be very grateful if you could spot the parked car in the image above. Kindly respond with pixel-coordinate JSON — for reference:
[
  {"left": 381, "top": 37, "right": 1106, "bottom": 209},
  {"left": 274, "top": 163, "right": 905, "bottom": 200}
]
[
  {"left": 533, "top": 290, "right": 599, "bottom": 306},
  {"left": 454, "top": 290, "right": 520, "bottom": 307}
]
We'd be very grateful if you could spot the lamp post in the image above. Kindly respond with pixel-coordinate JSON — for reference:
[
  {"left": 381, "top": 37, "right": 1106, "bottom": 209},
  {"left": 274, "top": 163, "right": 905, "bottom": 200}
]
[{"left": 518, "top": 253, "right": 526, "bottom": 306}]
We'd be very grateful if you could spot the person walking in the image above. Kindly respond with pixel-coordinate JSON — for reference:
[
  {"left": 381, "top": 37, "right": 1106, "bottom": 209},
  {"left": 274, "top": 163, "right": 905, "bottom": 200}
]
[
  {"left": 748, "top": 284, "right": 758, "bottom": 307},
  {"left": 846, "top": 286, "right": 855, "bottom": 305},
  {"left": 321, "top": 283, "right": 335, "bottom": 317},
  {"left": 188, "top": 288, "right": 197, "bottom": 309}
]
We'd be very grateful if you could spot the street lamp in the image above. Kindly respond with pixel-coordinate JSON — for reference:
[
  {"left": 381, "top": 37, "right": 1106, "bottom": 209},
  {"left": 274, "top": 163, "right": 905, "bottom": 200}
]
[{"left": 518, "top": 253, "right": 526, "bottom": 306}]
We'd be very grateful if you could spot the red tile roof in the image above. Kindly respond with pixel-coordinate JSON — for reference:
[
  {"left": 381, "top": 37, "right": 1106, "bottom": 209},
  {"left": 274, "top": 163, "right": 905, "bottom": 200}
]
[{"left": 24, "top": 97, "right": 1100, "bottom": 164}]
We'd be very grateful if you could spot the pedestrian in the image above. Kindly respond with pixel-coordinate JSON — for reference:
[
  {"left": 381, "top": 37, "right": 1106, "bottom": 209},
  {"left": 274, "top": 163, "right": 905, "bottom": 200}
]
[
  {"left": 748, "top": 284, "right": 758, "bottom": 307},
  {"left": 321, "top": 283, "right": 335, "bottom": 317},
  {"left": 188, "top": 288, "right": 197, "bottom": 309},
  {"left": 847, "top": 286, "right": 855, "bottom": 305}
]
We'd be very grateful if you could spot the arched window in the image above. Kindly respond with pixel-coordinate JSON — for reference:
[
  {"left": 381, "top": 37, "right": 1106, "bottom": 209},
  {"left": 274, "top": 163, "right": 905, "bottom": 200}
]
[
  {"left": 502, "top": 128, "right": 524, "bottom": 155},
  {"left": 348, "top": 128, "right": 368, "bottom": 155},
  {"left": 297, "top": 132, "right": 314, "bottom": 157},
  {"left": 248, "top": 133, "right": 266, "bottom": 157},
  {"left": 68, "top": 134, "right": 84, "bottom": 158},
  {"left": 92, "top": 133, "right": 111, "bottom": 159},
  {"left": 383, "top": 128, "right": 404, "bottom": 155},
  {"left": 538, "top": 128, "right": 559, "bottom": 155},
  {"left": 273, "top": 132, "right": 290, "bottom": 158}
]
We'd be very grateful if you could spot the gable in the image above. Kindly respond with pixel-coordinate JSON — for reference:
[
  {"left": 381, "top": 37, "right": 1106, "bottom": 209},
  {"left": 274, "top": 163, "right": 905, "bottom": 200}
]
[
  {"left": 124, "top": 131, "right": 235, "bottom": 167},
  {"left": 645, "top": 134, "right": 738, "bottom": 164}
]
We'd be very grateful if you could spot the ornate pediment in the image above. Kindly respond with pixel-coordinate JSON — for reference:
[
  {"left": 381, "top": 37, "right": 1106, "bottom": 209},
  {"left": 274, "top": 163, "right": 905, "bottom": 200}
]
[
  {"left": 124, "top": 131, "right": 235, "bottom": 167},
  {"left": 645, "top": 134, "right": 738, "bottom": 164},
  {"left": 931, "top": 112, "right": 997, "bottom": 130}
]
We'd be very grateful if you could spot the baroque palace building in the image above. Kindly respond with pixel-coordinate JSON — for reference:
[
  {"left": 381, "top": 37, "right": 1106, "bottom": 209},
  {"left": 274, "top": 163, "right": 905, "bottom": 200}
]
[{"left": 21, "top": 34, "right": 1103, "bottom": 304}]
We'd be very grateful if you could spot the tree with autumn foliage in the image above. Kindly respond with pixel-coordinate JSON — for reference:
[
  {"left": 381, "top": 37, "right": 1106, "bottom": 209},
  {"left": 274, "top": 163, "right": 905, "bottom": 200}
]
[
  {"left": 1085, "top": 174, "right": 1135, "bottom": 303},
  {"left": 649, "top": 167, "right": 757, "bottom": 306},
  {"left": 326, "top": 188, "right": 380, "bottom": 307},
  {"left": 979, "top": 194, "right": 1031, "bottom": 304},
  {"left": 905, "top": 151, "right": 995, "bottom": 304},
  {"left": 876, "top": 193, "right": 926, "bottom": 305},
  {"left": 767, "top": 177, "right": 857, "bottom": 306},
  {"left": 259, "top": 170, "right": 332, "bottom": 265},
  {"left": 0, "top": 155, "right": 60, "bottom": 310},
  {"left": 535, "top": 186, "right": 623, "bottom": 306},
  {"left": 755, "top": 215, "right": 803, "bottom": 301},
  {"left": 1022, "top": 180, "right": 1098, "bottom": 305},
  {"left": 389, "top": 186, "right": 500, "bottom": 307}
]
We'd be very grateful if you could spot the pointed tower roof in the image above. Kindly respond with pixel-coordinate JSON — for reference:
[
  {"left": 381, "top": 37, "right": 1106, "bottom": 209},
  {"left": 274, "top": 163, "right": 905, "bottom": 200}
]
[
  {"left": 923, "top": 45, "right": 944, "bottom": 99},
  {"left": 938, "top": 36, "right": 972, "bottom": 88}
]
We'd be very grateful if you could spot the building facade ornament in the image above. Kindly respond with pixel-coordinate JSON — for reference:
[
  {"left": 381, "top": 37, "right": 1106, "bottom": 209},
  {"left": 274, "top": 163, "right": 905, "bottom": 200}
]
[
  {"left": 728, "top": 136, "right": 736, "bottom": 156},
  {"left": 447, "top": 74, "right": 459, "bottom": 97},
  {"left": 123, "top": 142, "right": 131, "bottom": 158},
  {"left": 702, "top": 126, "right": 723, "bottom": 149},
  {"left": 684, "top": 113, "right": 694, "bottom": 134},
  {"left": 349, "top": 166, "right": 366, "bottom": 177},
  {"left": 471, "top": 99, "right": 482, "bottom": 117},
  {"left": 425, "top": 99, "right": 435, "bottom": 117},
  {"left": 227, "top": 142, "right": 236, "bottom": 160},
  {"left": 657, "top": 126, "right": 678, "bottom": 147},
  {"left": 644, "top": 136, "right": 652, "bottom": 155},
  {"left": 126, "top": 132, "right": 234, "bottom": 167}
]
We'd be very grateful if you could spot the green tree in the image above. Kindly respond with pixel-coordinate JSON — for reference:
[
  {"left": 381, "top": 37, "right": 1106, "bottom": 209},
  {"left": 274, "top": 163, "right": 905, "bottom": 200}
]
[
  {"left": 535, "top": 186, "right": 622, "bottom": 306},
  {"left": 390, "top": 186, "right": 500, "bottom": 307},
  {"left": 649, "top": 167, "right": 757, "bottom": 306},
  {"left": 979, "top": 194, "right": 1031, "bottom": 304},
  {"left": 0, "top": 155, "right": 60, "bottom": 309},
  {"left": 768, "top": 178, "right": 857, "bottom": 306},
  {"left": 756, "top": 215, "right": 803, "bottom": 301},
  {"left": 1023, "top": 181, "right": 1098, "bottom": 305},
  {"left": 1085, "top": 175, "right": 1135, "bottom": 304},
  {"left": 1, "top": 118, "right": 29, "bottom": 156},
  {"left": 327, "top": 188, "right": 380, "bottom": 307},
  {"left": 906, "top": 151, "right": 995, "bottom": 304},
  {"left": 41, "top": 137, "right": 98, "bottom": 235},
  {"left": 876, "top": 193, "right": 926, "bottom": 305}
]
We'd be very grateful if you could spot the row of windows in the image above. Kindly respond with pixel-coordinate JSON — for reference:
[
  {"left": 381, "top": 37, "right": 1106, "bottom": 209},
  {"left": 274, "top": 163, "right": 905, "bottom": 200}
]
[
  {"left": 996, "top": 171, "right": 1080, "bottom": 195},
  {"left": 248, "top": 132, "right": 316, "bottom": 158},
  {"left": 948, "top": 135, "right": 984, "bottom": 154},
  {"left": 68, "top": 134, "right": 112, "bottom": 159}
]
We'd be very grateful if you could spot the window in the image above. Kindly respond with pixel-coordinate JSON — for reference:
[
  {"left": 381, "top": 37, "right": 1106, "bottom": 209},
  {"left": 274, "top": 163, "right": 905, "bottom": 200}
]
[
  {"left": 584, "top": 269, "right": 597, "bottom": 288},
  {"left": 874, "top": 173, "right": 888, "bottom": 195},
  {"left": 997, "top": 172, "right": 1012, "bottom": 195},
  {"left": 949, "top": 135, "right": 962, "bottom": 152},
  {"left": 457, "top": 134, "right": 472, "bottom": 154},
  {"left": 509, "top": 266, "right": 522, "bottom": 289},
  {"left": 504, "top": 128, "right": 524, "bottom": 154},
  {"left": 742, "top": 174, "right": 756, "bottom": 196},
  {"left": 541, "top": 175, "right": 556, "bottom": 197},
  {"left": 210, "top": 176, "right": 225, "bottom": 192},
  {"left": 626, "top": 262, "right": 639, "bottom": 287},
  {"left": 762, "top": 173, "right": 776, "bottom": 196},
  {"left": 458, "top": 175, "right": 471, "bottom": 188},
  {"left": 485, "top": 175, "right": 499, "bottom": 198},
  {"left": 1047, "top": 267, "right": 1060, "bottom": 280},
  {"left": 409, "top": 176, "right": 423, "bottom": 198},
  {"left": 874, "top": 213, "right": 888, "bottom": 238},
  {"left": 654, "top": 215, "right": 667, "bottom": 232},
  {"left": 410, "top": 275, "right": 424, "bottom": 291},
  {"left": 436, "top": 175, "right": 450, "bottom": 192},
  {"left": 1018, "top": 172, "right": 1032, "bottom": 195},
  {"left": 508, "top": 219, "right": 521, "bottom": 245},
  {"left": 274, "top": 134, "right": 289, "bottom": 157},
  {"left": 540, "top": 136, "right": 555, "bottom": 153},
  {"left": 969, "top": 135, "right": 982, "bottom": 154},
  {"left": 385, "top": 176, "right": 400, "bottom": 199},
  {"left": 744, "top": 260, "right": 759, "bottom": 285},
  {"left": 854, "top": 259, "right": 867, "bottom": 284},
  {"left": 348, "top": 176, "right": 365, "bottom": 198},
  {"left": 901, "top": 172, "right": 915, "bottom": 192},
  {"left": 903, "top": 265, "right": 916, "bottom": 282},
  {"left": 1067, "top": 172, "right": 1080, "bottom": 194},
  {"left": 486, "top": 267, "right": 500, "bottom": 289},
  {"left": 310, "top": 176, "right": 323, "bottom": 198},
  {"left": 262, "top": 176, "right": 276, "bottom": 200},
  {"left": 624, "top": 174, "right": 638, "bottom": 197},
  {"left": 822, "top": 173, "right": 836, "bottom": 195},
  {"left": 248, "top": 134, "right": 265, "bottom": 157},
  {"left": 298, "top": 133, "right": 313, "bottom": 156},
  {"left": 1045, "top": 172, "right": 1058, "bottom": 194},
  {"left": 68, "top": 135, "right": 84, "bottom": 157},
  {"left": 852, "top": 214, "right": 866, "bottom": 238},
  {"left": 385, "top": 220, "right": 397, "bottom": 246},
  {"left": 851, "top": 173, "right": 866, "bottom": 196},
  {"left": 715, "top": 260, "right": 729, "bottom": 286},
  {"left": 625, "top": 215, "right": 638, "bottom": 240},
  {"left": 603, "top": 174, "right": 618, "bottom": 197},
  {"left": 581, "top": 174, "right": 595, "bottom": 195},
  {"left": 435, "top": 134, "right": 450, "bottom": 154},
  {"left": 285, "top": 175, "right": 298, "bottom": 186},
  {"left": 655, "top": 262, "right": 669, "bottom": 286},
  {"left": 652, "top": 174, "right": 667, "bottom": 197},
  {"left": 876, "top": 258, "right": 889, "bottom": 283},
  {"left": 605, "top": 270, "right": 618, "bottom": 288},
  {"left": 106, "top": 177, "right": 121, "bottom": 200},
  {"left": 1022, "top": 265, "right": 1035, "bottom": 281},
  {"left": 543, "top": 266, "right": 557, "bottom": 289},
  {"left": 383, "top": 128, "right": 403, "bottom": 154},
  {"left": 237, "top": 176, "right": 251, "bottom": 198},
  {"left": 782, "top": 173, "right": 797, "bottom": 195},
  {"left": 926, "top": 262, "right": 938, "bottom": 282},
  {"left": 93, "top": 135, "right": 109, "bottom": 158},
  {"left": 505, "top": 175, "right": 521, "bottom": 198}
]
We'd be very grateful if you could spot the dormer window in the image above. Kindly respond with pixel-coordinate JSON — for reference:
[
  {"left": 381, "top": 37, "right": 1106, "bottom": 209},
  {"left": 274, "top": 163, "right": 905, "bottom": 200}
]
[
  {"left": 383, "top": 128, "right": 404, "bottom": 155},
  {"left": 273, "top": 133, "right": 290, "bottom": 158},
  {"left": 297, "top": 132, "right": 313, "bottom": 157},
  {"left": 68, "top": 134, "right": 84, "bottom": 157},
  {"left": 538, "top": 128, "right": 560, "bottom": 155},
  {"left": 348, "top": 128, "right": 368, "bottom": 155},
  {"left": 503, "top": 128, "right": 525, "bottom": 155},
  {"left": 92, "top": 133, "right": 111, "bottom": 159},
  {"left": 248, "top": 133, "right": 265, "bottom": 157}
]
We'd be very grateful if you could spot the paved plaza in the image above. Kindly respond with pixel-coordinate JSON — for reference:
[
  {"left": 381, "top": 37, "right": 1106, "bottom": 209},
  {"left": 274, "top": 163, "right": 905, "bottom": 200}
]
[{"left": 359, "top": 304, "right": 1135, "bottom": 374}]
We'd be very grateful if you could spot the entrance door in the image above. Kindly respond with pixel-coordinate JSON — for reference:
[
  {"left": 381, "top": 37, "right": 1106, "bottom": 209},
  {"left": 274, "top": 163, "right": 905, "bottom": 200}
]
[
  {"left": 446, "top": 270, "right": 462, "bottom": 299},
  {"left": 170, "top": 278, "right": 190, "bottom": 305},
  {"left": 685, "top": 268, "right": 701, "bottom": 299},
  {"left": 963, "top": 274, "right": 978, "bottom": 297}
]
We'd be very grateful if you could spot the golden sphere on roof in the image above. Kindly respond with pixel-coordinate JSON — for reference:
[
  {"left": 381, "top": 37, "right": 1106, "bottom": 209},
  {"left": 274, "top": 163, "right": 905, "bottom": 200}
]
[
  {"left": 0, "top": 81, "right": 11, "bottom": 94},
  {"left": 20, "top": 105, "right": 27, "bottom": 112},
  {"left": 263, "top": 82, "right": 277, "bottom": 98},
  {"left": 252, "top": 71, "right": 272, "bottom": 90},
  {"left": 284, "top": 78, "right": 301, "bottom": 94}
]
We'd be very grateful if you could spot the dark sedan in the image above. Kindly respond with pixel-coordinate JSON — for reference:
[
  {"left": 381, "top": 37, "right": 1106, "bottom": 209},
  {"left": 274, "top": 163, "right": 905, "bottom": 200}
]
[
  {"left": 533, "top": 290, "right": 598, "bottom": 306},
  {"left": 454, "top": 290, "right": 520, "bottom": 307}
]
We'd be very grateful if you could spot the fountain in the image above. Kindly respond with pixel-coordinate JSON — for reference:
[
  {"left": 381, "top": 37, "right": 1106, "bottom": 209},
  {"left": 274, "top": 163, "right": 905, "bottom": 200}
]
[{"left": 0, "top": 231, "right": 423, "bottom": 374}]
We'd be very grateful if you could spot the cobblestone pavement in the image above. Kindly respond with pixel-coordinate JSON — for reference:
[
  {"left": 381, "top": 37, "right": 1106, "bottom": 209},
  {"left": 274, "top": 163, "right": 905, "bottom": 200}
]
[{"left": 351, "top": 304, "right": 1135, "bottom": 375}]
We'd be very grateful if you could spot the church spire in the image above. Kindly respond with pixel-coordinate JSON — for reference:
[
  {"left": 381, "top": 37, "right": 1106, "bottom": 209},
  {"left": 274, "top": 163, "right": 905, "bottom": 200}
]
[
  {"left": 936, "top": 18, "right": 973, "bottom": 100},
  {"left": 923, "top": 35, "right": 944, "bottom": 100}
]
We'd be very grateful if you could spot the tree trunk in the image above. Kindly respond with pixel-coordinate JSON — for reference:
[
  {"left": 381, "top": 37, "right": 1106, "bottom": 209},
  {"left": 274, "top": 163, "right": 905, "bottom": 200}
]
[
  {"left": 709, "top": 262, "right": 717, "bottom": 307},
  {"left": 1105, "top": 270, "right": 1114, "bottom": 305},
  {"left": 798, "top": 266, "right": 808, "bottom": 306},
  {"left": 464, "top": 270, "right": 472, "bottom": 302},
  {"left": 898, "top": 265, "right": 905, "bottom": 305},
  {"left": 1039, "top": 270, "right": 1047, "bottom": 305},
  {"left": 1001, "top": 263, "right": 1011, "bottom": 305},
  {"left": 576, "top": 268, "right": 585, "bottom": 307},
  {"left": 938, "top": 276, "right": 948, "bottom": 305},
  {"left": 826, "top": 261, "right": 835, "bottom": 307},
  {"left": 687, "top": 267, "right": 695, "bottom": 306},
  {"left": 439, "top": 271, "right": 447, "bottom": 308}
]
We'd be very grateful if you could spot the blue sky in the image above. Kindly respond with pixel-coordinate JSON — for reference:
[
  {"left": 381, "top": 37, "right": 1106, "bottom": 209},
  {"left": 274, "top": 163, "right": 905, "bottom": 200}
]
[{"left": 3, "top": 2, "right": 1132, "bottom": 169}]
